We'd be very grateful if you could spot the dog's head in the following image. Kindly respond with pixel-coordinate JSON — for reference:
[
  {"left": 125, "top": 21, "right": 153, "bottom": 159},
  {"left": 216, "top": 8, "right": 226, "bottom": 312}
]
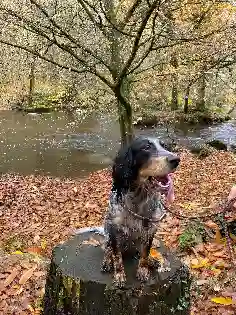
[{"left": 112, "top": 137, "right": 180, "bottom": 198}]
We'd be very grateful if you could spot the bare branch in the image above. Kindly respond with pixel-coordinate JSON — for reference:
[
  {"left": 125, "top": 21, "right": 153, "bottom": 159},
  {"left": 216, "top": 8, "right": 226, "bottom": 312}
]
[
  {"left": 29, "top": 0, "right": 112, "bottom": 71},
  {"left": 76, "top": 0, "right": 108, "bottom": 37},
  {"left": 0, "top": 39, "right": 86, "bottom": 74},
  {"left": 98, "top": 0, "right": 137, "bottom": 37},
  {"left": 128, "top": 11, "right": 160, "bottom": 75},
  {"left": 118, "top": 0, "right": 159, "bottom": 83},
  {"left": 0, "top": 4, "right": 114, "bottom": 88},
  {"left": 121, "top": 0, "right": 142, "bottom": 29}
]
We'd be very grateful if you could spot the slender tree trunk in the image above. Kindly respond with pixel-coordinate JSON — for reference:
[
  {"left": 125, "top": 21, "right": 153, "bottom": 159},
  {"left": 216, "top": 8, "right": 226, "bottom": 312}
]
[
  {"left": 115, "top": 77, "right": 133, "bottom": 146},
  {"left": 196, "top": 73, "right": 206, "bottom": 112},
  {"left": 170, "top": 53, "right": 178, "bottom": 110},
  {"left": 184, "top": 86, "right": 190, "bottom": 114},
  {"left": 28, "top": 57, "right": 36, "bottom": 106}
]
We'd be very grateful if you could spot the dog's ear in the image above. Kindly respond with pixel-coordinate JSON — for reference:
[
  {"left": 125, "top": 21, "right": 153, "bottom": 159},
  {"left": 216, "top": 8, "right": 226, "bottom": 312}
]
[{"left": 112, "top": 145, "right": 135, "bottom": 193}]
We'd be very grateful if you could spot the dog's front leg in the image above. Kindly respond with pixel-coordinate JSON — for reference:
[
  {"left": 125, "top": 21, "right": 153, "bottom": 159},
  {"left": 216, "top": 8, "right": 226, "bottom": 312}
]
[
  {"left": 101, "top": 235, "right": 114, "bottom": 273},
  {"left": 103, "top": 227, "right": 126, "bottom": 287},
  {"left": 136, "top": 236, "right": 154, "bottom": 282}
]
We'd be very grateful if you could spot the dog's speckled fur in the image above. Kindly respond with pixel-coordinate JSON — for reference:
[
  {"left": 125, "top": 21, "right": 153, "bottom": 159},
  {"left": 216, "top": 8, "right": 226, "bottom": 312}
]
[{"left": 101, "top": 137, "right": 180, "bottom": 287}]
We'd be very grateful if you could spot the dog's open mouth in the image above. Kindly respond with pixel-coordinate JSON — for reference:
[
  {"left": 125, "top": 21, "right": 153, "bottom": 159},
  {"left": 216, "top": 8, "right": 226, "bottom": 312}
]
[
  {"left": 154, "top": 174, "right": 171, "bottom": 188},
  {"left": 146, "top": 173, "right": 175, "bottom": 204}
]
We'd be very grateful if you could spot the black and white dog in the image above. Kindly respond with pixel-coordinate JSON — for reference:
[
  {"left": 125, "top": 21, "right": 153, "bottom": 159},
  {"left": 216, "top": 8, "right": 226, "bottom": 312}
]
[{"left": 101, "top": 137, "right": 180, "bottom": 287}]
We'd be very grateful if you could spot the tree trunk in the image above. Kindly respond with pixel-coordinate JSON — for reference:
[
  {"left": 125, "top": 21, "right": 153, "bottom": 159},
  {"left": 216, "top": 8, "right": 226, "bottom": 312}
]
[
  {"left": 43, "top": 230, "right": 191, "bottom": 315},
  {"left": 170, "top": 53, "right": 178, "bottom": 110},
  {"left": 116, "top": 77, "right": 133, "bottom": 146},
  {"left": 196, "top": 73, "right": 206, "bottom": 112},
  {"left": 28, "top": 57, "right": 36, "bottom": 106},
  {"left": 184, "top": 86, "right": 190, "bottom": 114}
]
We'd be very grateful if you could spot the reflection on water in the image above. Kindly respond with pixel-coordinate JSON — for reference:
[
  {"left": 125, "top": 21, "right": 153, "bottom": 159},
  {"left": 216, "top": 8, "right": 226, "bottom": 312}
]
[
  {"left": 0, "top": 110, "right": 235, "bottom": 178},
  {"left": 0, "top": 111, "right": 120, "bottom": 177}
]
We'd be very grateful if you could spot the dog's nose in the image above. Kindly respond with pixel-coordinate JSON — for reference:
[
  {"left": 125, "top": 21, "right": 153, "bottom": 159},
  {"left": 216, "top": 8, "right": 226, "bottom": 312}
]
[{"left": 167, "top": 155, "right": 180, "bottom": 169}]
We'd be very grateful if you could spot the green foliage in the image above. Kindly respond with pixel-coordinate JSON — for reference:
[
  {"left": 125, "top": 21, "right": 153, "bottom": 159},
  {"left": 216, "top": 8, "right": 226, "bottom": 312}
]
[
  {"left": 2, "top": 235, "right": 27, "bottom": 253},
  {"left": 167, "top": 93, "right": 193, "bottom": 108},
  {"left": 178, "top": 221, "right": 206, "bottom": 251},
  {"left": 25, "top": 90, "right": 68, "bottom": 111}
]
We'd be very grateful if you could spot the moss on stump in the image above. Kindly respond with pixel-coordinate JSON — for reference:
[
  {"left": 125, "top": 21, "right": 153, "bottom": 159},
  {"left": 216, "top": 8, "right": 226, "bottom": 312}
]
[{"left": 43, "top": 231, "right": 191, "bottom": 315}]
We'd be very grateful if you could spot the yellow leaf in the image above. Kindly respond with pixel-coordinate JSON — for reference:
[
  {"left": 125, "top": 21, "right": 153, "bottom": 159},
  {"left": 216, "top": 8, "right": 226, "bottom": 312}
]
[
  {"left": 211, "top": 297, "right": 233, "bottom": 305},
  {"left": 11, "top": 251, "right": 24, "bottom": 255},
  {"left": 179, "top": 203, "right": 193, "bottom": 211},
  {"left": 191, "top": 258, "right": 210, "bottom": 269},
  {"left": 41, "top": 239, "right": 47, "bottom": 250}
]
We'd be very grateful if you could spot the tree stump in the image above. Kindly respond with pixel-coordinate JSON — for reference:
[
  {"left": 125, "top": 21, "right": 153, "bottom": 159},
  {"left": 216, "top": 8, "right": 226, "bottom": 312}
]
[{"left": 43, "top": 228, "right": 191, "bottom": 315}]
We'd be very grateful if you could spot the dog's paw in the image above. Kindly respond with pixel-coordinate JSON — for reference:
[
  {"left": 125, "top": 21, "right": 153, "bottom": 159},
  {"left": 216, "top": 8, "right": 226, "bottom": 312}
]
[
  {"left": 136, "top": 266, "right": 150, "bottom": 282},
  {"left": 113, "top": 271, "right": 126, "bottom": 288},
  {"left": 101, "top": 259, "right": 113, "bottom": 273}
]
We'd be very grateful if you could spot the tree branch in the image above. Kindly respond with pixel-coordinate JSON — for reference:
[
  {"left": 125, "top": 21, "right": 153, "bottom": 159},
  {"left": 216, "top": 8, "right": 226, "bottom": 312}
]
[
  {"left": 98, "top": 0, "right": 137, "bottom": 37},
  {"left": 0, "top": 4, "right": 114, "bottom": 88},
  {"left": 29, "top": 0, "right": 112, "bottom": 72},
  {"left": 118, "top": 0, "right": 159, "bottom": 83},
  {"left": 121, "top": 0, "right": 142, "bottom": 29},
  {"left": 128, "top": 11, "right": 160, "bottom": 75},
  {"left": 0, "top": 39, "right": 86, "bottom": 74},
  {"left": 76, "top": 0, "right": 108, "bottom": 37}
]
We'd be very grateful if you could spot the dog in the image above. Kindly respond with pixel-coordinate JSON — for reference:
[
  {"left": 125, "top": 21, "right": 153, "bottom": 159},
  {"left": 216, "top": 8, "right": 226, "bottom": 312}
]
[{"left": 101, "top": 137, "right": 180, "bottom": 287}]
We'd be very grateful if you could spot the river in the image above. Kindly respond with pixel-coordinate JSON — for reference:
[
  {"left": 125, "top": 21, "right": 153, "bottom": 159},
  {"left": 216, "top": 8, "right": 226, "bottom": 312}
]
[{"left": 0, "top": 110, "right": 235, "bottom": 178}]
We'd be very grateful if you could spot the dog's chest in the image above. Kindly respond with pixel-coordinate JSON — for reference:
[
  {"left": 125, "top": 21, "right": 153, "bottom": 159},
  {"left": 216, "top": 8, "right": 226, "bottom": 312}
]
[{"left": 112, "top": 199, "right": 164, "bottom": 236}]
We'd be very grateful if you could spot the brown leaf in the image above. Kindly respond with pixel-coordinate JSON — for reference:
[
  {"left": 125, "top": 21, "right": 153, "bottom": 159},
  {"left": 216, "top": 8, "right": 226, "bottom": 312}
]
[
  {"left": 82, "top": 238, "right": 101, "bottom": 247},
  {"left": 19, "top": 266, "right": 37, "bottom": 285},
  {"left": 25, "top": 247, "right": 43, "bottom": 255},
  {"left": 3, "top": 267, "right": 19, "bottom": 287}
]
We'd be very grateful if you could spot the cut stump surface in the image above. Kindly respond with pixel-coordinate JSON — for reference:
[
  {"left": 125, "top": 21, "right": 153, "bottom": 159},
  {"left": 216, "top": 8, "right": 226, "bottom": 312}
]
[{"left": 43, "top": 230, "right": 190, "bottom": 315}]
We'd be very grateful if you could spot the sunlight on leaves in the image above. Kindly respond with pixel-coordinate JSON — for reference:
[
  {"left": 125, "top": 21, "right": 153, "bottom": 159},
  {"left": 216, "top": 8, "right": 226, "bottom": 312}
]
[
  {"left": 211, "top": 297, "right": 233, "bottom": 305},
  {"left": 191, "top": 258, "right": 210, "bottom": 269}
]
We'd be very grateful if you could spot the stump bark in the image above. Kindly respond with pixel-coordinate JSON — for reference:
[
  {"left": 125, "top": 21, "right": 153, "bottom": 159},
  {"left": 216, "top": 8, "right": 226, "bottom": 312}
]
[{"left": 43, "top": 229, "right": 191, "bottom": 315}]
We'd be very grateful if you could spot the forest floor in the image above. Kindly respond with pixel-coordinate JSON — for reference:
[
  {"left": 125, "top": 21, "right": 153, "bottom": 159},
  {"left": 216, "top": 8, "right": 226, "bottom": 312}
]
[{"left": 0, "top": 149, "right": 236, "bottom": 314}]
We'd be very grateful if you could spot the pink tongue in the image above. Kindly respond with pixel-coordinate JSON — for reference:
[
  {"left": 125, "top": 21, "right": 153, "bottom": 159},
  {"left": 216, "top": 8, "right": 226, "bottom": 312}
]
[{"left": 166, "top": 176, "right": 175, "bottom": 205}]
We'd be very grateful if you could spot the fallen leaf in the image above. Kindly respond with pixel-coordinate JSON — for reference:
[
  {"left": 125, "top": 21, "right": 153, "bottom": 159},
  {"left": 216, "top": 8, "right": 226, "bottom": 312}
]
[
  {"left": 229, "top": 233, "right": 236, "bottom": 243},
  {"left": 14, "top": 286, "right": 24, "bottom": 295},
  {"left": 211, "top": 251, "right": 227, "bottom": 258},
  {"left": 196, "top": 279, "right": 209, "bottom": 286},
  {"left": 82, "top": 238, "right": 101, "bottom": 247},
  {"left": 191, "top": 258, "right": 210, "bottom": 269},
  {"left": 215, "top": 228, "right": 223, "bottom": 244},
  {"left": 211, "top": 297, "right": 233, "bottom": 305},
  {"left": 3, "top": 267, "right": 19, "bottom": 287},
  {"left": 25, "top": 247, "right": 43, "bottom": 255},
  {"left": 41, "top": 239, "right": 47, "bottom": 250},
  {"left": 11, "top": 251, "right": 24, "bottom": 255},
  {"left": 205, "top": 220, "right": 218, "bottom": 230},
  {"left": 27, "top": 304, "right": 35, "bottom": 314},
  {"left": 19, "top": 267, "right": 37, "bottom": 285},
  {"left": 149, "top": 248, "right": 164, "bottom": 264},
  {"left": 33, "top": 235, "right": 40, "bottom": 243}
]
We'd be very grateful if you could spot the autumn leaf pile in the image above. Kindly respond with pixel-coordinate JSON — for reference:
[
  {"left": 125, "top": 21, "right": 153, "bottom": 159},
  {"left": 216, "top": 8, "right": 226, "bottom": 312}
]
[{"left": 1, "top": 149, "right": 236, "bottom": 314}]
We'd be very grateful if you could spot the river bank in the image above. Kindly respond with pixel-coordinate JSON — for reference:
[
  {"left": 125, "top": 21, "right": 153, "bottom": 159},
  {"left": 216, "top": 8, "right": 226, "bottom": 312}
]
[
  {"left": 1, "top": 149, "right": 236, "bottom": 314},
  {"left": 0, "top": 110, "right": 236, "bottom": 178}
]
